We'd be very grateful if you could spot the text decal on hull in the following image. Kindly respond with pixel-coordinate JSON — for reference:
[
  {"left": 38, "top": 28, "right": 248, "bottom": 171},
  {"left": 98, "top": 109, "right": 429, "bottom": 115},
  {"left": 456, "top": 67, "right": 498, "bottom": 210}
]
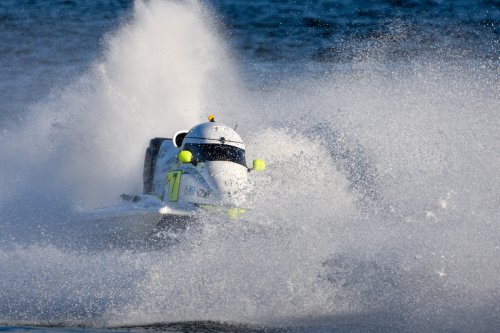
[{"left": 167, "top": 170, "right": 183, "bottom": 202}]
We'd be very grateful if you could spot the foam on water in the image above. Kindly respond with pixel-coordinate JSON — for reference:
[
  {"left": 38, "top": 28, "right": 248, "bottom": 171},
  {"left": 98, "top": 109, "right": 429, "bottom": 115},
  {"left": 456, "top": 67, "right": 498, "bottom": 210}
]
[
  {"left": 0, "top": 0, "right": 499, "bottom": 331},
  {"left": 0, "top": 0, "right": 238, "bottom": 212}
]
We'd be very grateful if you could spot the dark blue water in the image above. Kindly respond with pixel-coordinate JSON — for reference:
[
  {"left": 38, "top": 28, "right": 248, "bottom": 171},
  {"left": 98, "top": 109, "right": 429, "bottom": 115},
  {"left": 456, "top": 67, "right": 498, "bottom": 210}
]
[
  {"left": 0, "top": 1, "right": 499, "bottom": 332},
  {"left": 1, "top": 0, "right": 498, "bottom": 122},
  {"left": 212, "top": 0, "right": 498, "bottom": 61}
]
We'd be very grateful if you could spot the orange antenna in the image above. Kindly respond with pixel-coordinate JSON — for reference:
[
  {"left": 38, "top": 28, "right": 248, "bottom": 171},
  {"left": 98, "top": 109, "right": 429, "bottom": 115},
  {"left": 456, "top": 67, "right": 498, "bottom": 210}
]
[{"left": 208, "top": 114, "right": 215, "bottom": 122}]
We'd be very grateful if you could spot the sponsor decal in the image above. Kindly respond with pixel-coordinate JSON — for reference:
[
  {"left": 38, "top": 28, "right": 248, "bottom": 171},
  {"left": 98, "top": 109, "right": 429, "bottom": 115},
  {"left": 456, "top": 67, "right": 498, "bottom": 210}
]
[
  {"left": 184, "top": 185, "right": 195, "bottom": 196},
  {"left": 196, "top": 188, "right": 210, "bottom": 198}
]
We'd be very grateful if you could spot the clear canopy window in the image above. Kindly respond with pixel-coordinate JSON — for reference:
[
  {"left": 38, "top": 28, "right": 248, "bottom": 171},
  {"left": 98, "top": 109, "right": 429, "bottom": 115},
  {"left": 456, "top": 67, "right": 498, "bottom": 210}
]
[{"left": 183, "top": 143, "right": 246, "bottom": 166}]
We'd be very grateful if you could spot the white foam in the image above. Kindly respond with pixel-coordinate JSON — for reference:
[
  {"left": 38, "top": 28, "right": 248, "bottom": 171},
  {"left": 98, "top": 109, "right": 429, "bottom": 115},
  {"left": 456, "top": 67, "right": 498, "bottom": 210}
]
[
  {"left": 0, "top": 0, "right": 238, "bottom": 210},
  {"left": 0, "top": 0, "right": 499, "bottom": 331}
]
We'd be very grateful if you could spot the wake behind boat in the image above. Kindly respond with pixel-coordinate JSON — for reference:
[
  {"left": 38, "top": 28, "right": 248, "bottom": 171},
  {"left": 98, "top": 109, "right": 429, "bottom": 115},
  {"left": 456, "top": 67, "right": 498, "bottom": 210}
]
[{"left": 76, "top": 116, "right": 266, "bottom": 248}]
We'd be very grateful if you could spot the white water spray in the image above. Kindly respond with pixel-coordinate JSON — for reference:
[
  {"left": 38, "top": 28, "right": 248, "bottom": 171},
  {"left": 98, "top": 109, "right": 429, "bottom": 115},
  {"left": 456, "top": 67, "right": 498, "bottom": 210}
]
[
  {"left": 0, "top": 0, "right": 499, "bottom": 332},
  {"left": 0, "top": 0, "right": 237, "bottom": 212}
]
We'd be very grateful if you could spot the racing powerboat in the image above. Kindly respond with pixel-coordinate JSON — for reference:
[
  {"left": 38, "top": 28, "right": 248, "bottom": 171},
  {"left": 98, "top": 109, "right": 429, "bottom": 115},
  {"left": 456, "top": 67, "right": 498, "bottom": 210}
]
[{"left": 79, "top": 116, "right": 266, "bottom": 248}]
